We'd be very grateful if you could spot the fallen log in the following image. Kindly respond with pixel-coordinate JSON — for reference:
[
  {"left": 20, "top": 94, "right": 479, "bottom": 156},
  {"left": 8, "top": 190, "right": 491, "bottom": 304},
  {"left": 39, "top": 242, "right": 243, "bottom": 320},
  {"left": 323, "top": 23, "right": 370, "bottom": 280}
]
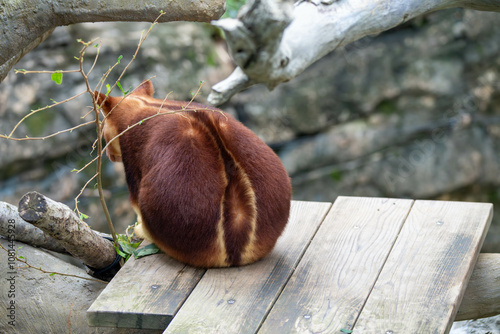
[
  {"left": 17, "top": 191, "right": 119, "bottom": 280},
  {"left": 0, "top": 200, "right": 67, "bottom": 253}
]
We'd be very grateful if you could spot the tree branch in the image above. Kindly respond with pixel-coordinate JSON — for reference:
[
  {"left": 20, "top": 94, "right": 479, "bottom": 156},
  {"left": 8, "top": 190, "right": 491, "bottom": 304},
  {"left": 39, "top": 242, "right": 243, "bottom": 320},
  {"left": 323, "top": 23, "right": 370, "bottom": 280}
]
[
  {"left": 208, "top": 0, "right": 500, "bottom": 105},
  {"left": 0, "top": 201, "right": 68, "bottom": 254},
  {"left": 17, "top": 191, "right": 117, "bottom": 271},
  {"left": 0, "top": 0, "right": 226, "bottom": 82}
]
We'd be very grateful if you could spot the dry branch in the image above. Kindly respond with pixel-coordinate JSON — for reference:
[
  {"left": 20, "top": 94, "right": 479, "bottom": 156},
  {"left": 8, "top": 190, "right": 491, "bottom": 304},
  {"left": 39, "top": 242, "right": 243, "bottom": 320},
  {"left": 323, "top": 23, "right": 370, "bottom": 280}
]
[
  {"left": 17, "top": 191, "right": 117, "bottom": 270},
  {"left": 0, "top": 201, "right": 68, "bottom": 253},
  {"left": 0, "top": 0, "right": 226, "bottom": 82},
  {"left": 208, "top": 0, "right": 500, "bottom": 105}
]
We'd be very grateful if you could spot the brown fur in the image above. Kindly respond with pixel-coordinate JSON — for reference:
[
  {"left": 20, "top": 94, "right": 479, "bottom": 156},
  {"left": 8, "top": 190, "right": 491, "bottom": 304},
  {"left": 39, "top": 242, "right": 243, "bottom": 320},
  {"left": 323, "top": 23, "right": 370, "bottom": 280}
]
[{"left": 96, "top": 80, "right": 291, "bottom": 267}]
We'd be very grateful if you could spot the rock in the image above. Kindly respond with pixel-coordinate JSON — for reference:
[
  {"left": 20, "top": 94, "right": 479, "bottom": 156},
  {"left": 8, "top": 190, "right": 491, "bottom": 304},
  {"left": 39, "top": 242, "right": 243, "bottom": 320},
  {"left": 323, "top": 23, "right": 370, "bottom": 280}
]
[{"left": 0, "top": 9, "right": 499, "bottom": 251}]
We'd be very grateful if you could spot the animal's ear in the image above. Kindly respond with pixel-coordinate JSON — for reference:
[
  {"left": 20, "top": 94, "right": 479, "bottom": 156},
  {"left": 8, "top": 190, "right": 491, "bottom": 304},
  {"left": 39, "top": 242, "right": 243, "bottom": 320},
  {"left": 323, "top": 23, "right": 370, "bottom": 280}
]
[
  {"left": 132, "top": 80, "right": 154, "bottom": 97},
  {"left": 94, "top": 91, "right": 117, "bottom": 116}
]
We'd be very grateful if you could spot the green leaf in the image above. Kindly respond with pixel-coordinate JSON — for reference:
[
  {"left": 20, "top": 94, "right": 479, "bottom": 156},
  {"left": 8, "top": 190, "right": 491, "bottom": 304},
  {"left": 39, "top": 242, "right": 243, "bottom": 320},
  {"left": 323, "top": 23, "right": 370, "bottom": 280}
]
[
  {"left": 340, "top": 329, "right": 353, "bottom": 333},
  {"left": 116, "top": 81, "right": 130, "bottom": 95},
  {"left": 51, "top": 71, "right": 63, "bottom": 85},
  {"left": 50, "top": 273, "right": 56, "bottom": 276},
  {"left": 118, "top": 240, "right": 139, "bottom": 255},
  {"left": 79, "top": 213, "right": 89, "bottom": 220},
  {"left": 133, "top": 243, "right": 161, "bottom": 259},
  {"left": 115, "top": 247, "right": 128, "bottom": 259},
  {"left": 18, "top": 256, "right": 25, "bottom": 260},
  {"left": 106, "top": 84, "right": 111, "bottom": 97},
  {"left": 117, "top": 55, "right": 123, "bottom": 64}
]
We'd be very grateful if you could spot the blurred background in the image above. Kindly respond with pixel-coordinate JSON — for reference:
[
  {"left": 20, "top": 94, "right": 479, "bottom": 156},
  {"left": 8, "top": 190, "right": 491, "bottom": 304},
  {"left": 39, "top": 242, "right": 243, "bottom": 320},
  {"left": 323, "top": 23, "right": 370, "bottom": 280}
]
[{"left": 0, "top": 6, "right": 499, "bottom": 251}]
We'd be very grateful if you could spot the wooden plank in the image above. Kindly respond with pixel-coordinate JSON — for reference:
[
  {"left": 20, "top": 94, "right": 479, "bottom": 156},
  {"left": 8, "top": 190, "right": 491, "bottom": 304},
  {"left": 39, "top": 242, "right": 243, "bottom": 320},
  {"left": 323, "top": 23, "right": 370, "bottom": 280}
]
[
  {"left": 258, "top": 196, "right": 414, "bottom": 334},
  {"left": 87, "top": 248, "right": 205, "bottom": 329},
  {"left": 354, "top": 200, "right": 493, "bottom": 334},
  {"left": 163, "top": 200, "right": 332, "bottom": 334}
]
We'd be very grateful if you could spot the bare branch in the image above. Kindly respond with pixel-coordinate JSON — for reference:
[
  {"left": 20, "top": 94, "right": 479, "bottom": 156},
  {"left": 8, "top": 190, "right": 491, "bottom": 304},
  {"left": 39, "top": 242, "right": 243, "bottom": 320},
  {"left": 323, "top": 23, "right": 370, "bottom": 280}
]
[
  {"left": 6, "top": 91, "right": 87, "bottom": 138},
  {"left": 208, "top": 0, "right": 500, "bottom": 105},
  {"left": 18, "top": 192, "right": 117, "bottom": 271},
  {"left": 0, "top": 0, "right": 226, "bottom": 82},
  {"left": 0, "top": 201, "right": 67, "bottom": 254},
  {"left": 0, "top": 121, "right": 94, "bottom": 142}
]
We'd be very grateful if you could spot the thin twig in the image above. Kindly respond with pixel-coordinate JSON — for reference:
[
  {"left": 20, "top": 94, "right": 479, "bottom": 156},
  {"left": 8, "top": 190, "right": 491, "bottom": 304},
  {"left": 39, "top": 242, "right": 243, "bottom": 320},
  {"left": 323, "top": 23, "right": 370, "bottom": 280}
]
[
  {"left": 85, "top": 39, "right": 103, "bottom": 77},
  {"left": 184, "top": 81, "right": 206, "bottom": 110},
  {"left": 0, "top": 121, "right": 94, "bottom": 141},
  {"left": 78, "top": 41, "right": 118, "bottom": 245},
  {"left": 73, "top": 173, "right": 98, "bottom": 218},
  {"left": 0, "top": 242, "right": 107, "bottom": 283},
  {"left": 94, "top": 12, "right": 166, "bottom": 116},
  {"left": 81, "top": 106, "right": 95, "bottom": 119},
  {"left": 7, "top": 91, "right": 87, "bottom": 138},
  {"left": 159, "top": 91, "right": 174, "bottom": 111},
  {"left": 15, "top": 69, "right": 80, "bottom": 75}
]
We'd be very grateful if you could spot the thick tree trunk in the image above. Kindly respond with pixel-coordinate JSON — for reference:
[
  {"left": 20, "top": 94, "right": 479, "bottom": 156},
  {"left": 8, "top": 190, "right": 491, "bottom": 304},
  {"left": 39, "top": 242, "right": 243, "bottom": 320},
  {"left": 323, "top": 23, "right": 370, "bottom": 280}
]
[
  {"left": 0, "top": 0, "right": 226, "bottom": 82},
  {"left": 17, "top": 192, "right": 117, "bottom": 272},
  {"left": 208, "top": 0, "right": 500, "bottom": 105}
]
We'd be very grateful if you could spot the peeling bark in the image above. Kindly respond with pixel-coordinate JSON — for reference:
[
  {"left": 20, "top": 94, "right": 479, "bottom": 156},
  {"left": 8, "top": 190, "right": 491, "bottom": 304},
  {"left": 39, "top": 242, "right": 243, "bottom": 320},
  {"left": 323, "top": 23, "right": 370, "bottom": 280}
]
[
  {"left": 18, "top": 191, "right": 117, "bottom": 270},
  {"left": 0, "top": 0, "right": 226, "bottom": 82},
  {"left": 208, "top": 0, "right": 500, "bottom": 105}
]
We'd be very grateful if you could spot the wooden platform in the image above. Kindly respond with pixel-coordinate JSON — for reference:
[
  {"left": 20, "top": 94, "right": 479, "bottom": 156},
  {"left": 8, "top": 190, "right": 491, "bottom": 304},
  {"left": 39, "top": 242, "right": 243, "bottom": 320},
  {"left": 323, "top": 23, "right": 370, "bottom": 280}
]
[{"left": 87, "top": 197, "right": 493, "bottom": 333}]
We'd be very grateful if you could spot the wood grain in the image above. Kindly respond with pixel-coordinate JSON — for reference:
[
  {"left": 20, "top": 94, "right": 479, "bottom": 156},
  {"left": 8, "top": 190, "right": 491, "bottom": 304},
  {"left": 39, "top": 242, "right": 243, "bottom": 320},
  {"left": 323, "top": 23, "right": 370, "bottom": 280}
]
[
  {"left": 87, "top": 248, "right": 205, "bottom": 329},
  {"left": 258, "top": 196, "right": 414, "bottom": 333},
  {"left": 354, "top": 200, "right": 493, "bottom": 333},
  {"left": 163, "top": 200, "right": 332, "bottom": 333},
  {"left": 455, "top": 253, "right": 500, "bottom": 321}
]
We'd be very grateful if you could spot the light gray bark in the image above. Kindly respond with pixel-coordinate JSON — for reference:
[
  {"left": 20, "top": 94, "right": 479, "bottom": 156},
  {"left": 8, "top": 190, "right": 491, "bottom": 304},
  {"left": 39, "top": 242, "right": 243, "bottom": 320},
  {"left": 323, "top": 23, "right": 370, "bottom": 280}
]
[
  {"left": 18, "top": 191, "right": 117, "bottom": 270},
  {"left": 0, "top": 201, "right": 68, "bottom": 253},
  {"left": 208, "top": 0, "right": 500, "bottom": 105},
  {"left": 0, "top": 0, "right": 226, "bottom": 82}
]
